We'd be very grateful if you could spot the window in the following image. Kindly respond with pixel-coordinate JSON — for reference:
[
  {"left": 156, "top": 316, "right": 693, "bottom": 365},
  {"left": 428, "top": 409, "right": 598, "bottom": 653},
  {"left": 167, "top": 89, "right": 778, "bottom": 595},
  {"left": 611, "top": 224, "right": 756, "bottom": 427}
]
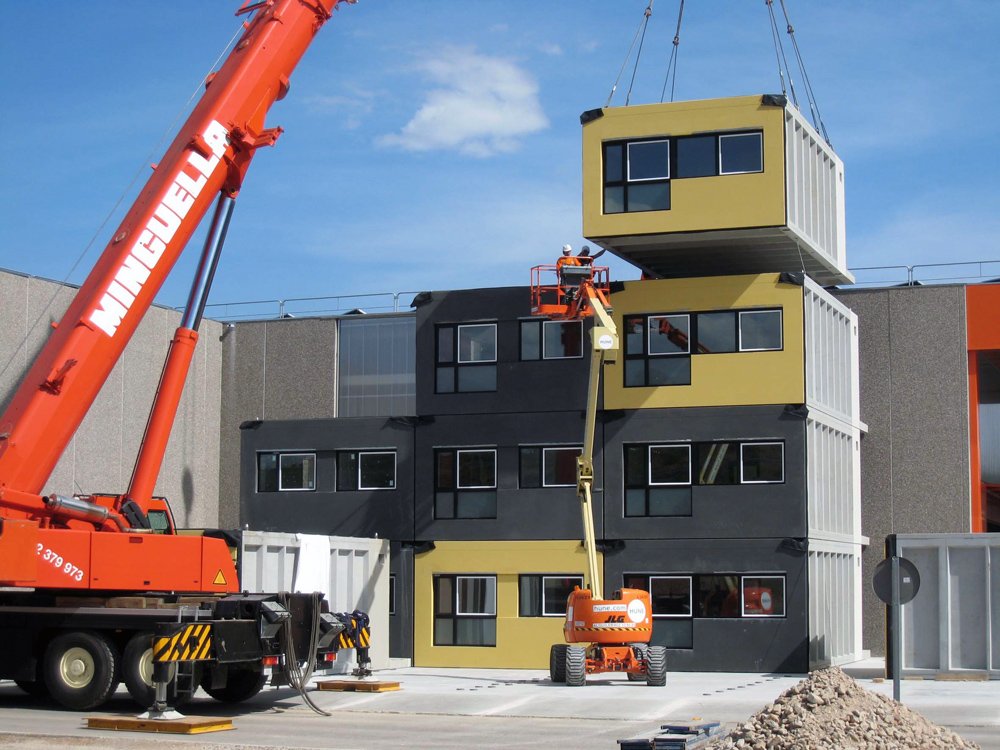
[
  {"left": 739, "top": 310, "right": 783, "bottom": 351},
  {"left": 434, "top": 448, "right": 497, "bottom": 519},
  {"left": 519, "top": 574, "right": 584, "bottom": 617},
  {"left": 256, "top": 452, "right": 316, "bottom": 492},
  {"left": 338, "top": 316, "right": 415, "bottom": 417},
  {"left": 519, "top": 446, "right": 582, "bottom": 488},
  {"left": 742, "top": 576, "right": 785, "bottom": 617},
  {"left": 695, "top": 442, "right": 784, "bottom": 485},
  {"left": 624, "top": 444, "right": 692, "bottom": 517},
  {"left": 434, "top": 575, "right": 497, "bottom": 646},
  {"left": 520, "top": 319, "right": 583, "bottom": 360},
  {"left": 336, "top": 450, "right": 396, "bottom": 491},
  {"left": 436, "top": 323, "right": 497, "bottom": 393},
  {"left": 389, "top": 574, "right": 396, "bottom": 616},
  {"left": 696, "top": 575, "right": 741, "bottom": 617},
  {"left": 602, "top": 131, "right": 763, "bottom": 215},
  {"left": 741, "top": 442, "right": 784, "bottom": 483},
  {"left": 720, "top": 132, "right": 764, "bottom": 175}
]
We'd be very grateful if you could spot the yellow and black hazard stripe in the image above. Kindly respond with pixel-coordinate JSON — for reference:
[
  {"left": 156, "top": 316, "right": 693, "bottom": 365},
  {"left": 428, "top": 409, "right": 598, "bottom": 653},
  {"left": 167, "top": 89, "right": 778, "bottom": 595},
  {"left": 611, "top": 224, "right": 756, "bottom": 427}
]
[
  {"left": 153, "top": 623, "right": 213, "bottom": 663},
  {"left": 337, "top": 620, "right": 371, "bottom": 650},
  {"left": 570, "top": 626, "right": 652, "bottom": 634}
]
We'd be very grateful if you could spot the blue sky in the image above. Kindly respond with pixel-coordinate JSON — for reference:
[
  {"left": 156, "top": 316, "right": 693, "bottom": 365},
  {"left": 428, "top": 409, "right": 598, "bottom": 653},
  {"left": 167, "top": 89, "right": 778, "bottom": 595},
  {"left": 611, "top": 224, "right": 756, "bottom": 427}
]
[{"left": 1, "top": 1, "right": 997, "bottom": 314}]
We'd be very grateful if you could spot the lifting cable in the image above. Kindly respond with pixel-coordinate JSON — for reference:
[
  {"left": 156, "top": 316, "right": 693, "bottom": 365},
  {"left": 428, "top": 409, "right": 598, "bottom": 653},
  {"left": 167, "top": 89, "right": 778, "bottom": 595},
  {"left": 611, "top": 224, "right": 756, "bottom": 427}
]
[
  {"left": 659, "top": 0, "right": 685, "bottom": 103},
  {"left": 776, "top": 0, "right": 831, "bottom": 144},
  {"left": 605, "top": 1, "right": 654, "bottom": 108},
  {"left": 765, "top": 0, "right": 798, "bottom": 109}
]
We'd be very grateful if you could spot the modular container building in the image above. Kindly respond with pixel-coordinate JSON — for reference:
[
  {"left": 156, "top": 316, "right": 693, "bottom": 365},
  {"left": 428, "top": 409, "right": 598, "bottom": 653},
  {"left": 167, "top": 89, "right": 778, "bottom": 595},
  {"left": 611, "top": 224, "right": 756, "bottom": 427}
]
[{"left": 581, "top": 95, "right": 850, "bottom": 285}]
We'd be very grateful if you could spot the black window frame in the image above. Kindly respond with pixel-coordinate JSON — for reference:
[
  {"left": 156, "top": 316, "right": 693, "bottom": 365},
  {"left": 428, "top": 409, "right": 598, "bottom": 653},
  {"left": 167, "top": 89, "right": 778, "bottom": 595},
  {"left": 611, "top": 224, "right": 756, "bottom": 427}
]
[
  {"left": 256, "top": 451, "right": 317, "bottom": 493},
  {"left": 433, "top": 574, "right": 497, "bottom": 646},
  {"left": 518, "top": 574, "right": 585, "bottom": 617},
  {"left": 519, "top": 445, "right": 582, "bottom": 489},
  {"left": 624, "top": 572, "right": 786, "bottom": 620},
  {"left": 336, "top": 449, "right": 397, "bottom": 491},
  {"left": 520, "top": 319, "right": 584, "bottom": 361},
  {"left": 434, "top": 448, "right": 498, "bottom": 519},
  {"left": 435, "top": 322, "right": 498, "bottom": 393}
]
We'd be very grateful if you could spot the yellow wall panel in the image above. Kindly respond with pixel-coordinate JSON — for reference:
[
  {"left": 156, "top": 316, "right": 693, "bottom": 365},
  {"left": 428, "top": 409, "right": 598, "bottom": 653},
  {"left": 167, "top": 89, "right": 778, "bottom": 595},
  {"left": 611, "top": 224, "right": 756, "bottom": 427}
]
[
  {"left": 582, "top": 96, "right": 787, "bottom": 238},
  {"left": 413, "top": 541, "right": 597, "bottom": 669},
  {"left": 603, "top": 273, "right": 805, "bottom": 410}
]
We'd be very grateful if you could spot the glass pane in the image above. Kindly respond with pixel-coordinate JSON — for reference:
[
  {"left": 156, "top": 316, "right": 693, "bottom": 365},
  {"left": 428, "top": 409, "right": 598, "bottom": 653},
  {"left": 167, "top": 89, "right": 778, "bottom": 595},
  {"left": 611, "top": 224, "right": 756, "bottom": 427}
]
[
  {"left": 519, "top": 576, "right": 542, "bottom": 617},
  {"left": 604, "top": 143, "right": 624, "bottom": 182},
  {"left": 623, "top": 574, "right": 649, "bottom": 591},
  {"left": 435, "top": 492, "right": 456, "bottom": 519},
  {"left": 604, "top": 186, "right": 625, "bottom": 214},
  {"left": 625, "top": 359, "right": 646, "bottom": 387},
  {"left": 543, "top": 447, "right": 580, "bottom": 487},
  {"left": 742, "top": 443, "right": 784, "bottom": 483},
  {"left": 697, "top": 575, "right": 740, "bottom": 617},
  {"left": 436, "top": 366, "right": 455, "bottom": 393},
  {"left": 720, "top": 132, "right": 763, "bottom": 174},
  {"left": 437, "top": 326, "right": 454, "bottom": 363},
  {"left": 627, "top": 181, "right": 670, "bottom": 212},
  {"left": 360, "top": 452, "right": 395, "bottom": 489},
  {"left": 696, "top": 312, "right": 737, "bottom": 353},
  {"left": 433, "top": 617, "right": 454, "bottom": 645},
  {"left": 625, "top": 488, "right": 647, "bottom": 517},
  {"left": 338, "top": 316, "right": 416, "bottom": 418},
  {"left": 543, "top": 576, "right": 583, "bottom": 616},
  {"left": 649, "top": 577, "right": 692, "bottom": 616},
  {"left": 695, "top": 442, "right": 740, "bottom": 485},
  {"left": 458, "top": 450, "right": 496, "bottom": 488},
  {"left": 649, "top": 446, "right": 691, "bottom": 485},
  {"left": 740, "top": 310, "right": 782, "bottom": 351},
  {"left": 519, "top": 448, "right": 541, "bottom": 489},
  {"left": 658, "top": 619, "right": 694, "bottom": 649},
  {"left": 675, "top": 135, "right": 717, "bottom": 178},
  {"left": 743, "top": 576, "right": 784, "bottom": 616},
  {"left": 336, "top": 452, "right": 358, "bottom": 491},
  {"left": 457, "top": 365, "right": 496, "bottom": 392},
  {"left": 624, "top": 445, "right": 647, "bottom": 487},
  {"left": 456, "top": 618, "right": 496, "bottom": 646},
  {"left": 624, "top": 317, "right": 645, "bottom": 355},
  {"left": 257, "top": 453, "right": 278, "bottom": 492},
  {"left": 458, "top": 324, "right": 496, "bottom": 363},
  {"left": 649, "top": 315, "right": 690, "bottom": 355},
  {"left": 435, "top": 576, "right": 454, "bottom": 614},
  {"left": 627, "top": 140, "right": 669, "bottom": 181},
  {"left": 147, "top": 510, "right": 170, "bottom": 532},
  {"left": 520, "top": 321, "right": 540, "bottom": 361},
  {"left": 456, "top": 491, "right": 497, "bottom": 519},
  {"left": 279, "top": 454, "right": 315, "bottom": 490},
  {"left": 648, "top": 487, "right": 692, "bottom": 516},
  {"left": 648, "top": 356, "right": 690, "bottom": 386},
  {"left": 458, "top": 577, "right": 496, "bottom": 615},
  {"left": 436, "top": 451, "right": 455, "bottom": 490},
  {"left": 543, "top": 321, "right": 582, "bottom": 358}
]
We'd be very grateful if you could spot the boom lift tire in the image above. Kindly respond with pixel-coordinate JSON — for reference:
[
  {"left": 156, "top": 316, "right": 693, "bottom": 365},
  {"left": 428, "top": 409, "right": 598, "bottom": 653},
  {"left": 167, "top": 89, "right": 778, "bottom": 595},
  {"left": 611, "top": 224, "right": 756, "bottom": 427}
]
[
  {"left": 627, "top": 643, "right": 648, "bottom": 682},
  {"left": 645, "top": 645, "right": 667, "bottom": 687},
  {"left": 201, "top": 666, "right": 267, "bottom": 703},
  {"left": 42, "top": 631, "right": 120, "bottom": 710},
  {"left": 549, "top": 644, "right": 568, "bottom": 683},
  {"left": 564, "top": 645, "right": 587, "bottom": 687}
]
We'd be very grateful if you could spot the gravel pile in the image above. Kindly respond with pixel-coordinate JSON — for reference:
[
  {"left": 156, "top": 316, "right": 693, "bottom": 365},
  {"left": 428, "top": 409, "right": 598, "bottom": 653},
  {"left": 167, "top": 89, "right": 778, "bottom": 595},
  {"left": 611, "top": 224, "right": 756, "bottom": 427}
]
[{"left": 705, "top": 667, "right": 979, "bottom": 750}]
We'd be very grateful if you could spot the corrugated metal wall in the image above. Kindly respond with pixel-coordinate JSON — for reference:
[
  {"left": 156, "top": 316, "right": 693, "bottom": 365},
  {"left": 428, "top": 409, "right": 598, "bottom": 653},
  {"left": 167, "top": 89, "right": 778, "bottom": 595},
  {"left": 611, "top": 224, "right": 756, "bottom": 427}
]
[
  {"left": 808, "top": 547, "right": 858, "bottom": 667},
  {"left": 785, "top": 108, "right": 847, "bottom": 279}
]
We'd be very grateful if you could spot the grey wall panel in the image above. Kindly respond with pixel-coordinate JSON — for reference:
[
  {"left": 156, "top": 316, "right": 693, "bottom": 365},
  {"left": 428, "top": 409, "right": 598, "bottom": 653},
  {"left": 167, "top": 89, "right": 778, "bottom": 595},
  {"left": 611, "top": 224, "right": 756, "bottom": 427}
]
[
  {"left": 414, "top": 287, "right": 592, "bottom": 417},
  {"left": 412, "top": 411, "right": 602, "bottom": 542},
  {"left": 602, "top": 406, "right": 807, "bottom": 541},
  {"left": 240, "top": 417, "right": 415, "bottom": 540},
  {"left": 604, "top": 538, "right": 809, "bottom": 672},
  {"left": 261, "top": 318, "right": 338, "bottom": 420},
  {"left": 834, "top": 286, "right": 971, "bottom": 656}
]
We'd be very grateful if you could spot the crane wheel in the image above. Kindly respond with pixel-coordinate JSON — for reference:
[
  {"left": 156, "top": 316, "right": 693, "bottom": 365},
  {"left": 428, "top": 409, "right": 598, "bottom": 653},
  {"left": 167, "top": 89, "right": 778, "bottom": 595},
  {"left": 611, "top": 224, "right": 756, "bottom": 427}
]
[
  {"left": 564, "top": 645, "right": 587, "bottom": 687},
  {"left": 42, "top": 631, "right": 120, "bottom": 710},
  {"left": 123, "top": 632, "right": 186, "bottom": 708},
  {"left": 201, "top": 666, "right": 267, "bottom": 703},
  {"left": 549, "top": 644, "right": 568, "bottom": 683},
  {"left": 645, "top": 645, "right": 667, "bottom": 687}
]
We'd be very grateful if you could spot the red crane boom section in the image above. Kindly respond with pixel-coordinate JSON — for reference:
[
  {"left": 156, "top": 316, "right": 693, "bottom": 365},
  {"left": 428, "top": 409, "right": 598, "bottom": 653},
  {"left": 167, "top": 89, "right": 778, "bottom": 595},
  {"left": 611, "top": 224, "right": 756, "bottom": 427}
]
[{"left": 0, "top": 0, "right": 348, "bottom": 503}]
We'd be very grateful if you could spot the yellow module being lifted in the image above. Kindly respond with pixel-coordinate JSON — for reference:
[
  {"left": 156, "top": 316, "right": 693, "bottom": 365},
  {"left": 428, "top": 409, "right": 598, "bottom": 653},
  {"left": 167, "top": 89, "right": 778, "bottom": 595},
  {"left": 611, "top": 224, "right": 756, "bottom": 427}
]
[{"left": 581, "top": 94, "right": 850, "bottom": 285}]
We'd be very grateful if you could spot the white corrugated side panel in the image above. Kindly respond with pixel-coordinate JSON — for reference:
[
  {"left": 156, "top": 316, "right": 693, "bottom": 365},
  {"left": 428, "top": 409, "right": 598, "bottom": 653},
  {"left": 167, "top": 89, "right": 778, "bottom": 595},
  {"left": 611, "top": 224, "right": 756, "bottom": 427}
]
[
  {"left": 784, "top": 106, "right": 849, "bottom": 282},
  {"left": 808, "top": 546, "right": 861, "bottom": 668},
  {"left": 238, "top": 531, "right": 391, "bottom": 671},
  {"left": 803, "top": 277, "right": 860, "bottom": 428}
]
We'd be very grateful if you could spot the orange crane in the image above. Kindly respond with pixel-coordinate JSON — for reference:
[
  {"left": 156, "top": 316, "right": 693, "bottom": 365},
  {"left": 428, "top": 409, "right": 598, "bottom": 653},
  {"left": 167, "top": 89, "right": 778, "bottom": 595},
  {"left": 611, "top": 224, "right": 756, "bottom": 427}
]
[
  {"left": 531, "top": 262, "right": 666, "bottom": 686},
  {"left": 0, "top": 0, "right": 357, "bottom": 711}
]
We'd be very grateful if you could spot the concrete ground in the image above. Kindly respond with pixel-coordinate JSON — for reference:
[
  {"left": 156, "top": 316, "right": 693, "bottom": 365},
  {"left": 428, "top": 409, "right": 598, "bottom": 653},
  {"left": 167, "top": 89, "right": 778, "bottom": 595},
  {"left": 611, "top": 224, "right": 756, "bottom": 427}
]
[{"left": 0, "top": 662, "right": 997, "bottom": 749}]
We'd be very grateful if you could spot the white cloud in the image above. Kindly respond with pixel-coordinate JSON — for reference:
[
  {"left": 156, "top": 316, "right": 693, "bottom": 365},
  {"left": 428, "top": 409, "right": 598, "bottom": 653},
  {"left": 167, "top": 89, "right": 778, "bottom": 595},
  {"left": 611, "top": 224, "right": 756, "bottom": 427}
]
[{"left": 377, "top": 47, "right": 549, "bottom": 158}]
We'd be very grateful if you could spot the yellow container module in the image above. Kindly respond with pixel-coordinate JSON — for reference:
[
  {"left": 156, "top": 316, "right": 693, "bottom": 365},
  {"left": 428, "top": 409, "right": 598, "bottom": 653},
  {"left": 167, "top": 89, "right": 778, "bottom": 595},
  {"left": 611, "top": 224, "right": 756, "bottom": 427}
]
[
  {"left": 581, "top": 95, "right": 850, "bottom": 285},
  {"left": 413, "top": 540, "right": 598, "bottom": 669},
  {"left": 603, "top": 273, "right": 806, "bottom": 410}
]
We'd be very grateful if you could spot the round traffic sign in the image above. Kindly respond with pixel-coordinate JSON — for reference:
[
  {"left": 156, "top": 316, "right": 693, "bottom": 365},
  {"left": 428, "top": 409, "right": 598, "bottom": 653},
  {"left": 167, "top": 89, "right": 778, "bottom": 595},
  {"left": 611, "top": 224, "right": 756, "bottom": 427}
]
[{"left": 873, "top": 557, "right": 921, "bottom": 604}]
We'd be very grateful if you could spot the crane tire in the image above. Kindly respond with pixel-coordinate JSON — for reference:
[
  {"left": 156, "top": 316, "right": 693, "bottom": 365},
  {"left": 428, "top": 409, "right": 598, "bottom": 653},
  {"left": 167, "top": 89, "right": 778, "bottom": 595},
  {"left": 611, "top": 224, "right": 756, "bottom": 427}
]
[
  {"left": 202, "top": 667, "right": 267, "bottom": 703},
  {"left": 645, "top": 645, "right": 667, "bottom": 687},
  {"left": 564, "top": 645, "right": 587, "bottom": 687},
  {"left": 42, "top": 631, "right": 119, "bottom": 710},
  {"left": 122, "top": 632, "right": 183, "bottom": 708},
  {"left": 549, "top": 644, "right": 568, "bottom": 683}
]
